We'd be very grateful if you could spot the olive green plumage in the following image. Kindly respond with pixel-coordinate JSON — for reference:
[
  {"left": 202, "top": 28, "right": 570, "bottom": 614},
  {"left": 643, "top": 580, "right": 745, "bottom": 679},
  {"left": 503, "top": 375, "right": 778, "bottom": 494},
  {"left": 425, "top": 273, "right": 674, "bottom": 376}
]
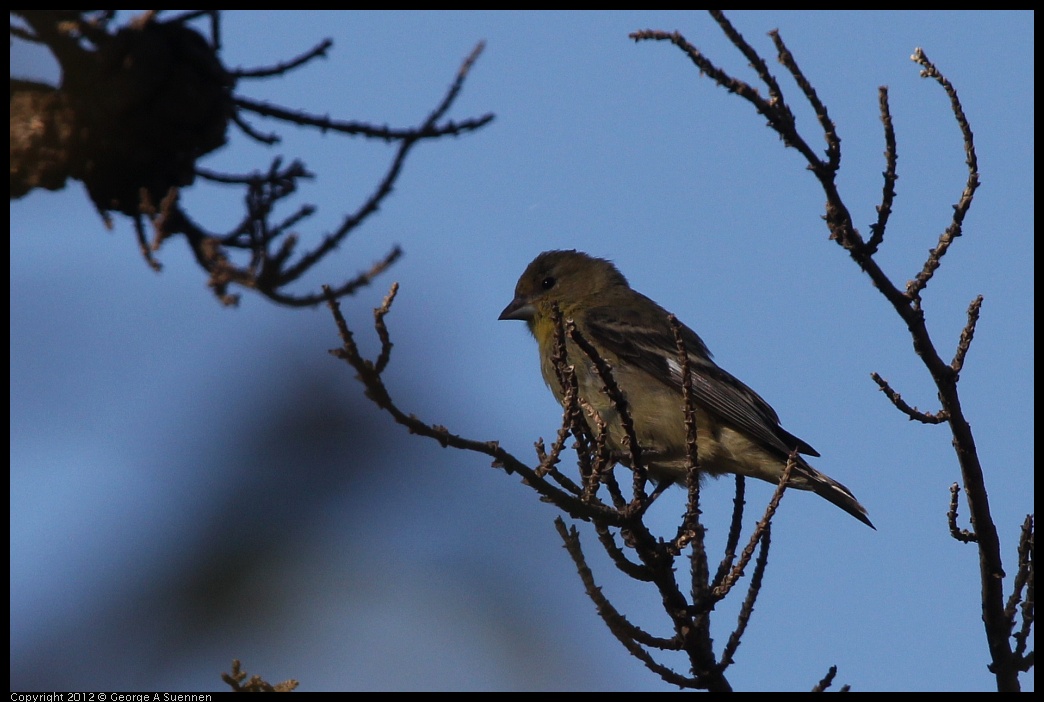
[{"left": 500, "top": 249, "right": 873, "bottom": 528}]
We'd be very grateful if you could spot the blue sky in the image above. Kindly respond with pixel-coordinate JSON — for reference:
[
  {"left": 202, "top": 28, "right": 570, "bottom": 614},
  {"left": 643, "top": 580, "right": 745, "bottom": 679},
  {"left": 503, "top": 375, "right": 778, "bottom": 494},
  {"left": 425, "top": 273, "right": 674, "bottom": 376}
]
[{"left": 10, "top": 11, "right": 1034, "bottom": 692}]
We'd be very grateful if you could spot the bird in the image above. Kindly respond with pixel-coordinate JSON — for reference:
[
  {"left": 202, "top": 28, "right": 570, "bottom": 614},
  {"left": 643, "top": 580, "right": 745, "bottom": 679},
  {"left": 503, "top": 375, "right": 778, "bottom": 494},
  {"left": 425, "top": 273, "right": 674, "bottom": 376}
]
[{"left": 498, "top": 249, "right": 873, "bottom": 528}]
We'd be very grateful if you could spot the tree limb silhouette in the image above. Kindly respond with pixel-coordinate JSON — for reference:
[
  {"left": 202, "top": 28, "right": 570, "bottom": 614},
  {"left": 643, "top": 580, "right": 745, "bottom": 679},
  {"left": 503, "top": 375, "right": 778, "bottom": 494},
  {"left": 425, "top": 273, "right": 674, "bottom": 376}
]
[{"left": 10, "top": 10, "right": 493, "bottom": 305}]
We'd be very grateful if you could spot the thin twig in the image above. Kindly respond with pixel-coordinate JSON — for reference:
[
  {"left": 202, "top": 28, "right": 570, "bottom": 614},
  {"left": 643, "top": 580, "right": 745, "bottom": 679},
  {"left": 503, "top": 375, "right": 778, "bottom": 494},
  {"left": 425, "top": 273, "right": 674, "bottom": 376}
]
[
  {"left": 952, "top": 296, "right": 983, "bottom": 375},
  {"left": 710, "top": 458, "right": 791, "bottom": 603},
  {"left": 870, "top": 372, "right": 949, "bottom": 424},
  {"left": 948, "top": 482, "right": 978, "bottom": 543},
  {"left": 565, "top": 320, "right": 649, "bottom": 507},
  {"left": 555, "top": 519, "right": 696, "bottom": 687},
  {"left": 324, "top": 285, "right": 627, "bottom": 526},
  {"left": 812, "top": 665, "right": 850, "bottom": 692},
  {"left": 867, "top": 86, "right": 898, "bottom": 255},
  {"left": 233, "top": 38, "right": 333, "bottom": 79},
  {"left": 718, "top": 522, "right": 771, "bottom": 671},
  {"left": 768, "top": 28, "right": 840, "bottom": 173},
  {"left": 906, "top": 48, "right": 980, "bottom": 302}
]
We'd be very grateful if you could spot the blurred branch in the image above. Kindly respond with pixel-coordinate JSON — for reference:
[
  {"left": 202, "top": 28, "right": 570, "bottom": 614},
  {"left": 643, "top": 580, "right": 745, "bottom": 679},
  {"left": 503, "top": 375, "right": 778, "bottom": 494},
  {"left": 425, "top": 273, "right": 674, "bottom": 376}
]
[
  {"left": 221, "top": 659, "right": 298, "bottom": 692},
  {"left": 10, "top": 10, "right": 494, "bottom": 306}
]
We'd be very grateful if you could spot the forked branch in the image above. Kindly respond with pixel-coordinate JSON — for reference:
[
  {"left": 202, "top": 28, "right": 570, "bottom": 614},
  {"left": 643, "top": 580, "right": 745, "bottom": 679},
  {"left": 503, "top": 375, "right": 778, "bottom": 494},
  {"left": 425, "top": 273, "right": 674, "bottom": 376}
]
[{"left": 631, "top": 10, "right": 1030, "bottom": 691}]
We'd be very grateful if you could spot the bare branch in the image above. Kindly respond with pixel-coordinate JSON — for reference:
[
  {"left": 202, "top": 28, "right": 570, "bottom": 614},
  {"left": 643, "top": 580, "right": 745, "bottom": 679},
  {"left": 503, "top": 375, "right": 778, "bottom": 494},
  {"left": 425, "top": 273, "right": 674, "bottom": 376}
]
[
  {"left": 709, "top": 12, "right": 787, "bottom": 107},
  {"left": 318, "top": 12, "right": 1026, "bottom": 691},
  {"left": 1006, "top": 515, "right": 1035, "bottom": 667},
  {"left": 12, "top": 12, "right": 493, "bottom": 307},
  {"left": 867, "top": 86, "right": 898, "bottom": 255},
  {"left": 594, "top": 522, "right": 655, "bottom": 582},
  {"left": 566, "top": 319, "right": 650, "bottom": 506},
  {"left": 555, "top": 519, "right": 698, "bottom": 688},
  {"left": 221, "top": 659, "right": 298, "bottom": 693},
  {"left": 906, "top": 48, "right": 980, "bottom": 302},
  {"left": 952, "top": 296, "right": 984, "bottom": 375},
  {"left": 812, "top": 665, "right": 850, "bottom": 692},
  {"left": 230, "top": 112, "right": 281, "bottom": 145},
  {"left": 233, "top": 95, "right": 493, "bottom": 141},
  {"left": 870, "top": 373, "right": 949, "bottom": 424},
  {"left": 718, "top": 521, "right": 771, "bottom": 672},
  {"left": 372, "top": 282, "right": 398, "bottom": 374},
  {"left": 323, "top": 285, "right": 627, "bottom": 527},
  {"left": 710, "top": 458, "right": 790, "bottom": 603},
  {"left": 232, "top": 38, "right": 333, "bottom": 79},
  {"left": 767, "top": 28, "right": 840, "bottom": 173},
  {"left": 948, "top": 483, "right": 978, "bottom": 543},
  {"left": 710, "top": 477, "right": 747, "bottom": 593},
  {"left": 668, "top": 315, "right": 702, "bottom": 521}
]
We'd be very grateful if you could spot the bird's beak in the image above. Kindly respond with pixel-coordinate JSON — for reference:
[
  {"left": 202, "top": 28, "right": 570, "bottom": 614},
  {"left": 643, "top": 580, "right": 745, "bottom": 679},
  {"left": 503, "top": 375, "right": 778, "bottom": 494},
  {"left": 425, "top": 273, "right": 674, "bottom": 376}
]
[{"left": 498, "top": 296, "right": 534, "bottom": 321}]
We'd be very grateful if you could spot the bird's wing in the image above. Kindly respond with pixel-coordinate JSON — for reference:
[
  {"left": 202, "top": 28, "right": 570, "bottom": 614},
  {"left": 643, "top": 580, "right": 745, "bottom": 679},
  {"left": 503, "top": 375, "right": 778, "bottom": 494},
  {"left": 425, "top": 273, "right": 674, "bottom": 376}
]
[{"left": 581, "top": 303, "right": 819, "bottom": 458}]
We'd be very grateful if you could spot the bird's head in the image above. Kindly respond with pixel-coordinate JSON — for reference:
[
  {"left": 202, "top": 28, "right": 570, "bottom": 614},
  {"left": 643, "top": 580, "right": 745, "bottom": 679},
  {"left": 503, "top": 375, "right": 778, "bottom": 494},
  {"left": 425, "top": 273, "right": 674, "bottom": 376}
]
[{"left": 498, "top": 249, "right": 628, "bottom": 322}]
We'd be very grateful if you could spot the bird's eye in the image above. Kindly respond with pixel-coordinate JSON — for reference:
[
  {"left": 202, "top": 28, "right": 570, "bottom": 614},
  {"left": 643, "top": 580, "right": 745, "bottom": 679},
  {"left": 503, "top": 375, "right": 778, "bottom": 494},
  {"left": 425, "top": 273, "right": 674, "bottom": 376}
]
[{"left": 541, "top": 276, "right": 556, "bottom": 290}]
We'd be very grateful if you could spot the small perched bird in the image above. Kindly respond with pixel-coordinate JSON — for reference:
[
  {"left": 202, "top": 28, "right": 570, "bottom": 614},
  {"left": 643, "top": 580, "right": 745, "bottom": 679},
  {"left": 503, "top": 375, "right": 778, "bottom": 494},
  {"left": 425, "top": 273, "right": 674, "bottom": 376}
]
[{"left": 499, "top": 249, "right": 873, "bottom": 528}]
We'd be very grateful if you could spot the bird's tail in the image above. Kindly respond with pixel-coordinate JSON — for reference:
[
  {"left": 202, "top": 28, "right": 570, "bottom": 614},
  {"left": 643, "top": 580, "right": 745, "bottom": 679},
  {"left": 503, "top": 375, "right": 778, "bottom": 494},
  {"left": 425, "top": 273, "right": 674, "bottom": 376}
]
[{"left": 789, "top": 462, "right": 875, "bottom": 529}]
